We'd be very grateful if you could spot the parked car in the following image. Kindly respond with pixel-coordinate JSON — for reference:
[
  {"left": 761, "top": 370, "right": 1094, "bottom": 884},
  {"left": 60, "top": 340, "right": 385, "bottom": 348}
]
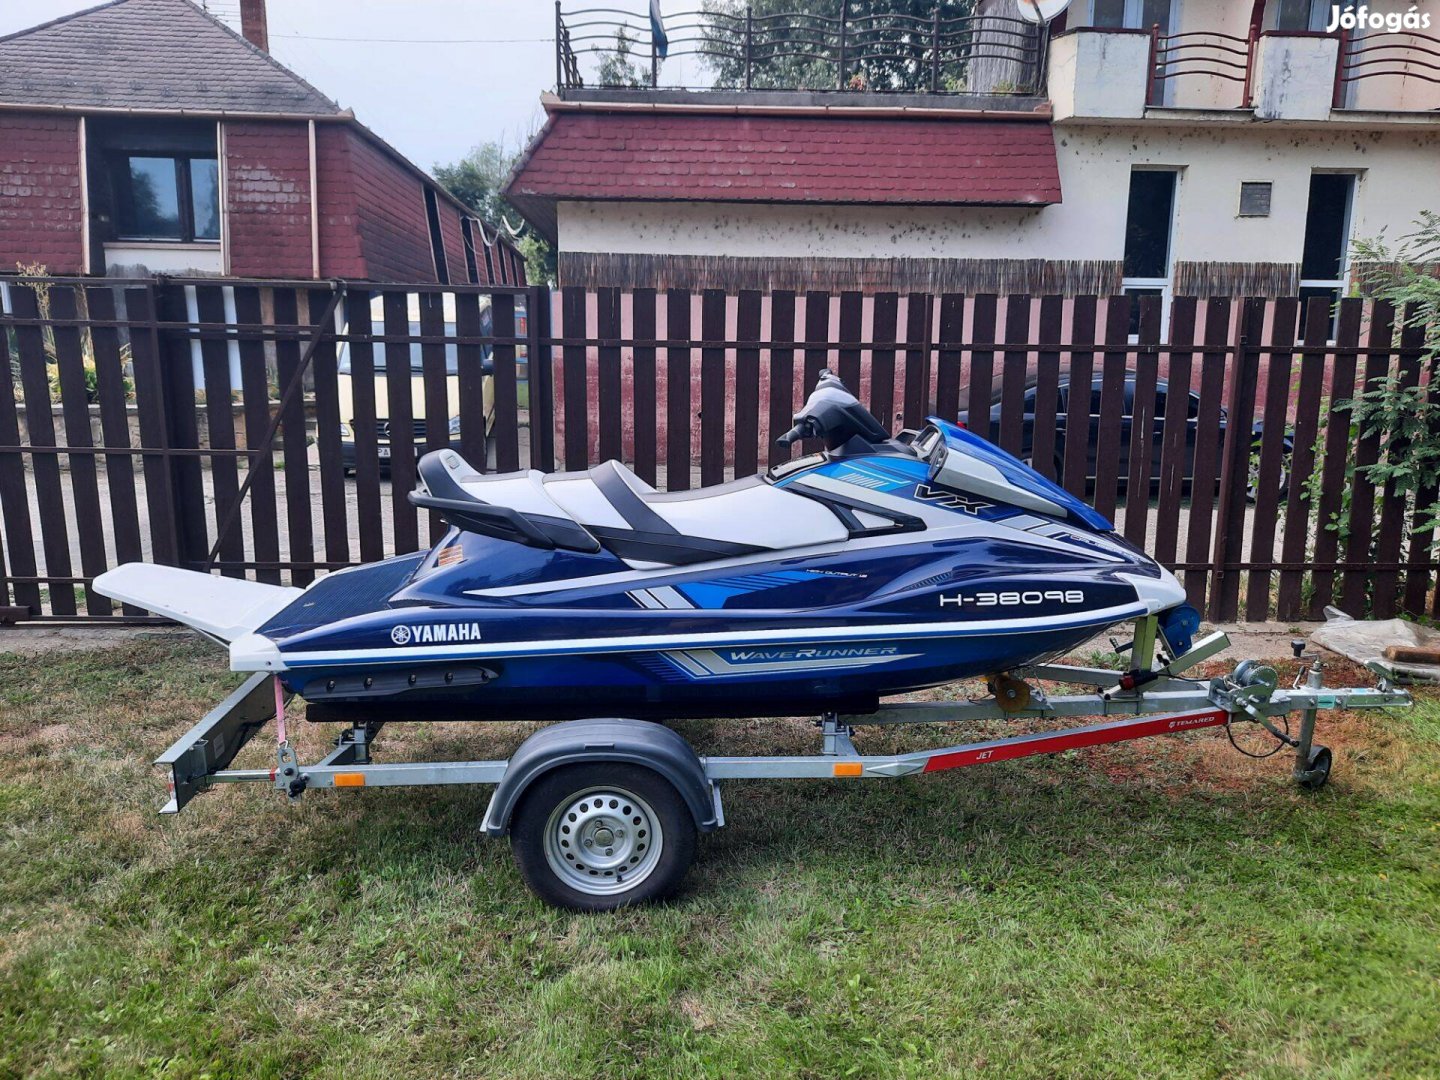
[
  {"left": 336, "top": 294, "right": 525, "bottom": 473},
  {"left": 960, "top": 375, "right": 1292, "bottom": 502}
]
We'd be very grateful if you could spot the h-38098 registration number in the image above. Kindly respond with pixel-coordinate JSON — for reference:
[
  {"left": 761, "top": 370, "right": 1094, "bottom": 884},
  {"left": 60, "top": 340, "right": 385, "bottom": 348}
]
[{"left": 939, "top": 590, "right": 1086, "bottom": 608}]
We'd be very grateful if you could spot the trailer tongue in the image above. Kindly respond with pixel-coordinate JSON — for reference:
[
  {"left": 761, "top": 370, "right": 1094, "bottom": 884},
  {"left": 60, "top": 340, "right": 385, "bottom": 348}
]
[{"left": 151, "top": 622, "right": 1409, "bottom": 911}]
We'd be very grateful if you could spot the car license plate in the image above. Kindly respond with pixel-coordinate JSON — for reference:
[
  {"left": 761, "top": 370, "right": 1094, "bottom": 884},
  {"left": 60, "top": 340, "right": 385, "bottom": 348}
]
[{"left": 377, "top": 446, "right": 391, "bottom": 459}]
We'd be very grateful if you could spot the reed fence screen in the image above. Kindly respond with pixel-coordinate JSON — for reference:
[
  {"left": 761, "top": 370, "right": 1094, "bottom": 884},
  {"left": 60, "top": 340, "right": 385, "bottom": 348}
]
[{"left": 0, "top": 276, "right": 1434, "bottom": 628}]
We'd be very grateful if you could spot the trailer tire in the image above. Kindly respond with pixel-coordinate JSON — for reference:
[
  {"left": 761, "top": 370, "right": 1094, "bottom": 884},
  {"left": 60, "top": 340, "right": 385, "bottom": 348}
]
[{"left": 509, "top": 763, "right": 696, "bottom": 911}]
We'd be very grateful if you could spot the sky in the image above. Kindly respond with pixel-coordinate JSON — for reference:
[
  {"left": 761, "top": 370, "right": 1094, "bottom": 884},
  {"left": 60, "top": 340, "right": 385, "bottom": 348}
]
[{"left": 0, "top": 0, "right": 565, "bottom": 174}]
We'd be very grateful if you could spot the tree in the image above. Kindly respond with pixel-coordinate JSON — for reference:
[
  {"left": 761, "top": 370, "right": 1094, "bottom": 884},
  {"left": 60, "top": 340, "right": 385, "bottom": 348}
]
[
  {"left": 702, "top": 0, "right": 980, "bottom": 92},
  {"left": 596, "top": 27, "right": 649, "bottom": 88},
  {"left": 433, "top": 141, "right": 556, "bottom": 284},
  {"left": 1346, "top": 213, "right": 1440, "bottom": 534}
]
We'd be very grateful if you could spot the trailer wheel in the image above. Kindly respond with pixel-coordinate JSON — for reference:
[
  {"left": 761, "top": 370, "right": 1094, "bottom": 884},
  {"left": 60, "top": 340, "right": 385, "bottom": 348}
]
[
  {"left": 1297, "top": 745, "right": 1333, "bottom": 791},
  {"left": 509, "top": 763, "right": 696, "bottom": 911}
]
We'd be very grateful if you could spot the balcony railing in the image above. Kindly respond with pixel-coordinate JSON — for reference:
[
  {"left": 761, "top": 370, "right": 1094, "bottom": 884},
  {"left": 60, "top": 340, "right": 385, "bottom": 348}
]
[
  {"left": 1146, "top": 26, "right": 1257, "bottom": 109},
  {"left": 1334, "top": 27, "right": 1440, "bottom": 109},
  {"left": 554, "top": 2, "right": 1048, "bottom": 96}
]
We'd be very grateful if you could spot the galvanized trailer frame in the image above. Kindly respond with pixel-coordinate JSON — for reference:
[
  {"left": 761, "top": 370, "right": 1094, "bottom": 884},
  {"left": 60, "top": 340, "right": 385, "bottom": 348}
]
[{"left": 156, "top": 629, "right": 1410, "bottom": 820}]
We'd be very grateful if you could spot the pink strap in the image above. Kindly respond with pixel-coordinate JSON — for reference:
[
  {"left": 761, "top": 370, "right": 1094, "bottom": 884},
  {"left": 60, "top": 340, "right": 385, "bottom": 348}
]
[{"left": 274, "top": 675, "right": 288, "bottom": 745}]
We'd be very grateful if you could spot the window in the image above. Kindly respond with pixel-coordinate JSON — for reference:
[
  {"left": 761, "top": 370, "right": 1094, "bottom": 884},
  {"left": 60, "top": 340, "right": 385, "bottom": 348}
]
[
  {"left": 424, "top": 187, "right": 450, "bottom": 285},
  {"left": 1267, "top": 0, "right": 1329, "bottom": 31},
  {"left": 1122, "top": 168, "right": 1179, "bottom": 336},
  {"left": 1238, "top": 181, "right": 1272, "bottom": 217},
  {"left": 461, "top": 218, "right": 480, "bottom": 284},
  {"left": 1299, "top": 172, "right": 1357, "bottom": 327},
  {"left": 113, "top": 154, "right": 220, "bottom": 242},
  {"left": 1089, "top": 0, "right": 1173, "bottom": 31}
]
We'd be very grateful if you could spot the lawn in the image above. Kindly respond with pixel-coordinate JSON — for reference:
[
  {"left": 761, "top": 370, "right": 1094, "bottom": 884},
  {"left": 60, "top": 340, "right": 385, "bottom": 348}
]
[{"left": 1, "top": 637, "right": 1437, "bottom": 1079}]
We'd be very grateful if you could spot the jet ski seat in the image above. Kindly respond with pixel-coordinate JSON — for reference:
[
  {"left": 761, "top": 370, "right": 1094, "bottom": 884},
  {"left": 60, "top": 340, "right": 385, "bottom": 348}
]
[{"left": 413, "top": 449, "right": 847, "bottom": 567}]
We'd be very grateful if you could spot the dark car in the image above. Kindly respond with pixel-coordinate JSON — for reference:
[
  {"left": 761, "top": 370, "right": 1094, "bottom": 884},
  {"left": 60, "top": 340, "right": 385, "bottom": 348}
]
[{"left": 961, "top": 375, "right": 1292, "bottom": 501}]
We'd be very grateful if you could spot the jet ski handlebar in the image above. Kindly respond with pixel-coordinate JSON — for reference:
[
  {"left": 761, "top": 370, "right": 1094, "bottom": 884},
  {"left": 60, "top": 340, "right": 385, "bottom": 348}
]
[{"left": 778, "top": 369, "right": 892, "bottom": 453}]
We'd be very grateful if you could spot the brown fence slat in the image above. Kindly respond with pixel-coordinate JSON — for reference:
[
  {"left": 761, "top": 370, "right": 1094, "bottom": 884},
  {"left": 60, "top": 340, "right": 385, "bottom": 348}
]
[
  {"left": 631, "top": 288, "right": 658, "bottom": 485},
  {"left": 1211, "top": 297, "right": 1265, "bottom": 622},
  {"left": 1091, "top": 296, "right": 1130, "bottom": 525},
  {"left": 1307, "top": 298, "right": 1361, "bottom": 617},
  {"left": 997, "top": 294, "right": 1029, "bottom": 458},
  {"left": 768, "top": 290, "right": 796, "bottom": 467},
  {"left": 124, "top": 286, "right": 180, "bottom": 569},
  {"left": 734, "top": 289, "right": 762, "bottom": 478},
  {"left": 871, "top": 292, "right": 899, "bottom": 432},
  {"left": 487, "top": 291, "right": 520, "bottom": 473},
  {"left": 417, "top": 288, "right": 449, "bottom": 544},
  {"left": 1404, "top": 345, "right": 1437, "bottom": 616},
  {"left": 802, "top": 291, "right": 830, "bottom": 394},
  {"left": 700, "top": 289, "right": 726, "bottom": 486},
  {"left": 50, "top": 286, "right": 112, "bottom": 612},
  {"left": 596, "top": 286, "right": 623, "bottom": 464},
  {"left": 1274, "top": 298, "right": 1331, "bottom": 620},
  {"left": 308, "top": 287, "right": 351, "bottom": 560},
  {"left": 1153, "top": 297, "right": 1196, "bottom": 567},
  {"left": 837, "top": 291, "right": 862, "bottom": 391},
  {"left": 195, "top": 286, "right": 241, "bottom": 577},
  {"left": 1029, "top": 295, "right": 1063, "bottom": 483},
  {"left": 1339, "top": 300, "right": 1393, "bottom": 616},
  {"left": 454, "top": 291, "right": 486, "bottom": 469},
  {"left": 1244, "top": 297, "right": 1298, "bottom": 620},
  {"left": 1061, "top": 296, "right": 1097, "bottom": 500},
  {"left": 967, "top": 295, "right": 998, "bottom": 444},
  {"left": 527, "top": 285, "right": 555, "bottom": 473},
  {"left": 10, "top": 285, "right": 76, "bottom": 615},
  {"left": 1183, "top": 298, "right": 1230, "bottom": 610},
  {"left": 235, "top": 286, "right": 285, "bottom": 581},
  {"left": 935, "top": 293, "right": 964, "bottom": 423},
  {"left": 1377, "top": 308, "right": 1425, "bottom": 617},
  {"left": 336, "top": 292, "right": 383, "bottom": 570},
  {"left": 666, "top": 289, "right": 692, "bottom": 490},
  {"left": 0, "top": 288, "right": 41, "bottom": 613},
  {"left": 902, "top": 294, "right": 932, "bottom": 430},
  {"left": 85, "top": 288, "right": 144, "bottom": 601},
  {"left": 158, "top": 285, "right": 210, "bottom": 569},
  {"left": 1122, "top": 295, "right": 1162, "bottom": 548},
  {"left": 380, "top": 289, "right": 419, "bottom": 555},
  {"left": 561, "top": 286, "right": 589, "bottom": 473},
  {"left": 272, "top": 288, "right": 318, "bottom": 580}
]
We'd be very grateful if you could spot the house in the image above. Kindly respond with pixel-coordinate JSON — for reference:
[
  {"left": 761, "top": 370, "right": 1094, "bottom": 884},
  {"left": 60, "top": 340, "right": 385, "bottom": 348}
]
[
  {"left": 507, "top": 0, "right": 1438, "bottom": 313},
  {"left": 0, "top": 0, "right": 525, "bottom": 285}
]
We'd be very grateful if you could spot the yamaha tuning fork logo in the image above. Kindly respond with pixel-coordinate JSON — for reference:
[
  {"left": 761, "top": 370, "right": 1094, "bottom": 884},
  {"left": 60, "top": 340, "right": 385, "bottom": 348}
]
[{"left": 390, "top": 623, "right": 484, "bottom": 646}]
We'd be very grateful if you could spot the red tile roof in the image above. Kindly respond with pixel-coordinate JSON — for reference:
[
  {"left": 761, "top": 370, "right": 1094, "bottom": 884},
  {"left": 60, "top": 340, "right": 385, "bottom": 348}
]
[{"left": 507, "top": 110, "right": 1062, "bottom": 237}]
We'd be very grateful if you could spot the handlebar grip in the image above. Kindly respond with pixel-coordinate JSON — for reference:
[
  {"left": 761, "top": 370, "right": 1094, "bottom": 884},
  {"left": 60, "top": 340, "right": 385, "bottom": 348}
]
[{"left": 776, "top": 422, "right": 809, "bottom": 448}]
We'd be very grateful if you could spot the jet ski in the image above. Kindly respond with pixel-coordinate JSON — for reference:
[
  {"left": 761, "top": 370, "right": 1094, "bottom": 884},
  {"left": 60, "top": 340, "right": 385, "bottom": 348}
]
[{"left": 95, "top": 371, "right": 1199, "bottom": 723}]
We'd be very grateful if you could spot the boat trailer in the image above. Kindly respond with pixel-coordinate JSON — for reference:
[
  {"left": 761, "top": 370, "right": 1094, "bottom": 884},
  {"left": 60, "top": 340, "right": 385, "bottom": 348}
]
[{"left": 154, "top": 626, "right": 1410, "bottom": 908}]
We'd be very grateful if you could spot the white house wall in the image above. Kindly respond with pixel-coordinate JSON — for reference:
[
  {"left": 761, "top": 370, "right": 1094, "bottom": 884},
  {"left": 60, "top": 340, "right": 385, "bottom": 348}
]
[{"left": 559, "top": 124, "right": 1440, "bottom": 270}]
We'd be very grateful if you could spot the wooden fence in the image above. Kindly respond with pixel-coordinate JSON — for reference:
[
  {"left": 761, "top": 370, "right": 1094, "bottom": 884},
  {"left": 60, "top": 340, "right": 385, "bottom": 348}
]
[{"left": 0, "top": 276, "right": 1434, "bottom": 628}]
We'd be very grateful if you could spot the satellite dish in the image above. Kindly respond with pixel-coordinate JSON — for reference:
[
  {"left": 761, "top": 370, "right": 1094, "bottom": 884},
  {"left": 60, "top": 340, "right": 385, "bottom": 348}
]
[{"left": 1015, "top": 0, "right": 1074, "bottom": 24}]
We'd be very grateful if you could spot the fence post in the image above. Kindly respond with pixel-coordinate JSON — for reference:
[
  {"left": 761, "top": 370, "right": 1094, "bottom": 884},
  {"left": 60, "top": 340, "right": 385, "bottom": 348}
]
[
  {"left": 155, "top": 282, "right": 209, "bottom": 570},
  {"left": 555, "top": 0, "right": 563, "bottom": 91},
  {"left": 1146, "top": 23, "right": 1160, "bottom": 107},
  {"left": 1209, "top": 296, "right": 1265, "bottom": 622},
  {"left": 1332, "top": 26, "right": 1349, "bottom": 108},
  {"left": 930, "top": 8, "right": 940, "bottom": 92},
  {"left": 837, "top": 6, "right": 848, "bottom": 89},
  {"left": 745, "top": 6, "right": 753, "bottom": 89},
  {"left": 1241, "top": 26, "right": 1257, "bottom": 107}
]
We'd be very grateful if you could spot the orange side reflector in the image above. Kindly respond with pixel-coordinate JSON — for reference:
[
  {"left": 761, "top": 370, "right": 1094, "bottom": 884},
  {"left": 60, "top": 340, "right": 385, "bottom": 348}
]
[
  {"left": 334, "top": 773, "right": 366, "bottom": 787},
  {"left": 833, "top": 762, "right": 863, "bottom": 777}
]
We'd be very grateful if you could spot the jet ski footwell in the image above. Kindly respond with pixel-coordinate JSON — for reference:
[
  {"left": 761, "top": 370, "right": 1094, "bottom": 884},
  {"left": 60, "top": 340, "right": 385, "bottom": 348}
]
[{"left": 149, "top": 620, "right": 1408, "bottom": 911}]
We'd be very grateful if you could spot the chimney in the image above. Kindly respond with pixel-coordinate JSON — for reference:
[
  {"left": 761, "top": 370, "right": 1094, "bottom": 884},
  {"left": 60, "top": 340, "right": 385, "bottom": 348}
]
[{"left": 239, "top": 0, "right": 269, "bottom": 52}]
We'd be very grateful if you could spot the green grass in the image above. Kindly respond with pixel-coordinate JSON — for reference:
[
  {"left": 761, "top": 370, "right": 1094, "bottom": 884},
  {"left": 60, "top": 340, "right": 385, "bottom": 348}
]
[{"left": 1, "top": 639, "right": 1438, "bottom": 1079}]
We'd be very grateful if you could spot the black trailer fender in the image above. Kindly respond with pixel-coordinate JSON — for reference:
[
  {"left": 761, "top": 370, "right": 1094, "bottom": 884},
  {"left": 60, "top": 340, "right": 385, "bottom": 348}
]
[{"left": 480, "top": 718, "right": 720, "bottom": 837}]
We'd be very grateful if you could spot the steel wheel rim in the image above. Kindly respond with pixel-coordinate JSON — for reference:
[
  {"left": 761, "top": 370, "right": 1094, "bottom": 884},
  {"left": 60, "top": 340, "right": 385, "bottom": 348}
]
[{"left": 542, "top": 785, "right": 664, "bottom": 896}]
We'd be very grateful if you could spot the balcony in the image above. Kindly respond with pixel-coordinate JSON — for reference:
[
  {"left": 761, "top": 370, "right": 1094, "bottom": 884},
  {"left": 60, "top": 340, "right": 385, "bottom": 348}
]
[
  {"left": 1049, "top": 23, "right": 1440, "bottom": 123},
  {"left": 553, "top": 2, "right": 1049, "bottom": 111}
]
